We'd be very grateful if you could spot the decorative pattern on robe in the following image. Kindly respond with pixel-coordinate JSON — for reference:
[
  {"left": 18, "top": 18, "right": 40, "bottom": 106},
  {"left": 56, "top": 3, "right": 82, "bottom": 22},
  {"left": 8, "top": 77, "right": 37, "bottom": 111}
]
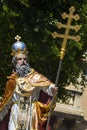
[
  {"left": 0, "top": 68, "right": 56, "bottom": 130},
  {"left": 0, "top": 68, "right": 52, "bottom": 112}
]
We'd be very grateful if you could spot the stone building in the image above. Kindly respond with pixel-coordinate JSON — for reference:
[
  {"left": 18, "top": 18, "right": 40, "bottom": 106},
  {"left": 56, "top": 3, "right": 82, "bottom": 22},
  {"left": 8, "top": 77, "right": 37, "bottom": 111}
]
[
  {"left": 53, "top": 84, "right": 87, "bottom": 130},
  {"left": 52, "top": 51, "right": 87, "bottom": 130}
]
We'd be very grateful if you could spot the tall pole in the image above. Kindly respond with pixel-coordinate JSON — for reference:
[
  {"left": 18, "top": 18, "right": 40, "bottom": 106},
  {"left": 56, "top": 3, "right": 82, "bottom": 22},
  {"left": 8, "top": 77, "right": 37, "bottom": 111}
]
[{"left": 46, "top": 6, "right": 81, "bottom": 130}]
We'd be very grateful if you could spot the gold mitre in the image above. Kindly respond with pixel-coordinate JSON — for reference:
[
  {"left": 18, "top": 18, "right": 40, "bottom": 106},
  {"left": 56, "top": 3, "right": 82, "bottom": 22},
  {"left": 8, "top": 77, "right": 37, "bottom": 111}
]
[{"left": 11, "top": 35, "right": 28, "bottom": 56}]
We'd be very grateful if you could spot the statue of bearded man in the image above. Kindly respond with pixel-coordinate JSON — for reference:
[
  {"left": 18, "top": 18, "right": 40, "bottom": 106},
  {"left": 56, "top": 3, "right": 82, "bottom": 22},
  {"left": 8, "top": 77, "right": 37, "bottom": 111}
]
[{"left": 0, "top": 35, "right": 58, "bottom": 130}]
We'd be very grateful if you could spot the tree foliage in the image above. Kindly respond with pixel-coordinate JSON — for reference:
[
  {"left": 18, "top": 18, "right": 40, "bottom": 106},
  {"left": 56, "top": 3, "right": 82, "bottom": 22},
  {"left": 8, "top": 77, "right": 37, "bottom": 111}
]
[{"left": 0, "top": 0, "right": 87, "bottom": 99}]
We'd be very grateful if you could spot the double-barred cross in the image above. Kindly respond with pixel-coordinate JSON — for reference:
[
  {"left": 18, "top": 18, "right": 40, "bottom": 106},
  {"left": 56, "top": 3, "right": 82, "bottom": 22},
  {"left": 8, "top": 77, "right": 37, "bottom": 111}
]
[{"left": 52, "top": 6, "right": 81, "bottom": 59}]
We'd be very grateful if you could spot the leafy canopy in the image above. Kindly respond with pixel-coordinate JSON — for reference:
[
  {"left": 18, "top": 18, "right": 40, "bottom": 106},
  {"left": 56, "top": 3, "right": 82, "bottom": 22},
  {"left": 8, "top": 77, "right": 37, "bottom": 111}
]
[{"left": 0, "top": 0, "right": 87, "bottom": 99}]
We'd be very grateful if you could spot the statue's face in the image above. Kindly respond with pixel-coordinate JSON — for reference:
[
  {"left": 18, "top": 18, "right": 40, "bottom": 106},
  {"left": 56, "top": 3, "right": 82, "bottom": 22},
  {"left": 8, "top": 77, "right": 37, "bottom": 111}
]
[
  {"left": 16, "top": 53, "right": 27, "bottom": 65},
  {"left": 15, "top": 53, "right": 30, "bottom": 77}
]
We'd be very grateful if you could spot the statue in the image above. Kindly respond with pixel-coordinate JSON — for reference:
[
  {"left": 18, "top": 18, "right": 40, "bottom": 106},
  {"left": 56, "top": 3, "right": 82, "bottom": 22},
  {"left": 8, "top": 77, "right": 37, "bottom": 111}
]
[{"left": 0, "top": 35, "right": 58, "bottom": 130}]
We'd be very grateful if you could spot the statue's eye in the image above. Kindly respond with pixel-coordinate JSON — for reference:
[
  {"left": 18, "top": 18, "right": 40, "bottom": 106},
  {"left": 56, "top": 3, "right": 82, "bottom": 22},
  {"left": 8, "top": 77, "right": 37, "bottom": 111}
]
[{"left": 17, "top": 58, "right": 27, "bottom": 61}]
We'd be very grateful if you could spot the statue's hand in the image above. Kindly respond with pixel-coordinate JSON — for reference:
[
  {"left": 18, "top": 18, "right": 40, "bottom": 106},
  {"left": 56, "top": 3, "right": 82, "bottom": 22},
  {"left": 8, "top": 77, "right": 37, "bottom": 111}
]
[{"left": 51, "top": 87, "right": 58, "bottom": 94}]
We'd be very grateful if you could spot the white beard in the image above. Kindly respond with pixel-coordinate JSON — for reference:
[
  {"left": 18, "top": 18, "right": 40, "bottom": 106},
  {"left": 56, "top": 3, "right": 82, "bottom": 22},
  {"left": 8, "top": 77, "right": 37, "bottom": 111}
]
[{"left": 15, "top": 63, "right": 30, "bottom": 77}]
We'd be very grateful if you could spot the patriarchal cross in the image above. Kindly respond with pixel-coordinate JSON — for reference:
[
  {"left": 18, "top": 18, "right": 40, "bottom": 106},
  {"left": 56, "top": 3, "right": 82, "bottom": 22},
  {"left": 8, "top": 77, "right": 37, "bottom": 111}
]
[
  {"left": 52, "top": 6, "right": 81, "bottom": 59},
  {"left": 46, "top": 6, "right": 81, "bottom": 130}
]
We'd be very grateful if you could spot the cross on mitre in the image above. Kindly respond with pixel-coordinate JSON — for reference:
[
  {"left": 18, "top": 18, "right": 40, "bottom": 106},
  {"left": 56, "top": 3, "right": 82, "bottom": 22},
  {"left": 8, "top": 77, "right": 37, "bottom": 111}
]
[{"left": 15, "top": 35, "right": 21, "bottom": 41}]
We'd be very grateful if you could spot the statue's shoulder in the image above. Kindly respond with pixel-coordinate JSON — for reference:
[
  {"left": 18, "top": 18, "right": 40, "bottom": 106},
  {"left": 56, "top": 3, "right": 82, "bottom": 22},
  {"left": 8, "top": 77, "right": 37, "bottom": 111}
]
[
  {"left": 28, "top": 68, "right": 44, "bottom": 78},
  {"left": 7, "top": 72, "right": 18, "bottom": 80},
  {"left": 28, "top": 68, "right": 52, "bottom": 87},
  {"left": 29, "top": 68, "right": 35, "bottom": 75}
]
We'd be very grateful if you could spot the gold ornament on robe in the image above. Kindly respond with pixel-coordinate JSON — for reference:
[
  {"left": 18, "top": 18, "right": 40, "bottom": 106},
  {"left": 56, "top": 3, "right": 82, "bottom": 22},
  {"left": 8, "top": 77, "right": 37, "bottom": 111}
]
[{"left": 0, "top": 68, "right": 52, "bottom": 111}]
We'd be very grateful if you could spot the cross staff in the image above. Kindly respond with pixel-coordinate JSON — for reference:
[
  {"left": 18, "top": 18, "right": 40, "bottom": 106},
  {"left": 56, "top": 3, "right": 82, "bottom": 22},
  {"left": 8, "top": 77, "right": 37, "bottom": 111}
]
[
  {"left": 46, "top": 6, "right": 81, "bottom": 130},
  {"left": 52, "top": 6, "right": 81, "bottom": 60}
]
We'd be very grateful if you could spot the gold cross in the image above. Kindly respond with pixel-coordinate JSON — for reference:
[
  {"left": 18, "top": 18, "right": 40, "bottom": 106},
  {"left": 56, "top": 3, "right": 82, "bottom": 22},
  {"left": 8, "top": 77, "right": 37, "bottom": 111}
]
[
  {"left": 15, "top": 35, "right": 21, "bottom": 41},
  {"left": 52, "top": 6, "right": 81, "bottom": 59}
]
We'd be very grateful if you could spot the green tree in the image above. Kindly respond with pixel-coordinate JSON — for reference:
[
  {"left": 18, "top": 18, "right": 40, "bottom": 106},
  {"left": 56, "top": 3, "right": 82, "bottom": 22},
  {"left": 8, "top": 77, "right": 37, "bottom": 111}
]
[{"left": 0, "top": 0, "right": 87, "bottom": 100}]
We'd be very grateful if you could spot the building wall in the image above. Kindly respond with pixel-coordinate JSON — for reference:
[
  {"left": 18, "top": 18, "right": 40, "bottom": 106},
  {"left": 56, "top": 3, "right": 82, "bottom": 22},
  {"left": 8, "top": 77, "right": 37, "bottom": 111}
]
[
  {"left": 81, "top": 86, "right": 87, "bottom": 121},
  {"left": 53, "top": 84, "right": 87, "bottom": 130},
  {"left": 55, "top": 119, "right": 87, "bottom": 130}
]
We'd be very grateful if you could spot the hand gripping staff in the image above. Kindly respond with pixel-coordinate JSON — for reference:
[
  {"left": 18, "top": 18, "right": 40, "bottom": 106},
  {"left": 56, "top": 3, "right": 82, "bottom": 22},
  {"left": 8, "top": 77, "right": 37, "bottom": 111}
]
[{"left": 46, "top": 6, "right": 81, "bottom": 130}]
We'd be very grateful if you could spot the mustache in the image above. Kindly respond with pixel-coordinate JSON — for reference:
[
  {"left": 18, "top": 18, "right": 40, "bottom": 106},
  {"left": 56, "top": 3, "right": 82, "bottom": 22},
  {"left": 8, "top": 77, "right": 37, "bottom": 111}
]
[
  {"left": 20, "top": 61, "right": 27, "bottom": 65},
  {"left": 21, "top": 63, "right": 26, "bottom": 66},
  {"left": 16, "top": 62, "right": 29, "bottom": 67}
]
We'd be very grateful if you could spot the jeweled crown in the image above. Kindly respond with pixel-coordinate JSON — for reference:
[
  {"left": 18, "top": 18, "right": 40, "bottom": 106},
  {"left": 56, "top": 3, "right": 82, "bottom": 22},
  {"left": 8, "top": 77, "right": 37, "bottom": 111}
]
[{"left": 11, "top": 35, "right": 28, "bottom": 56}]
